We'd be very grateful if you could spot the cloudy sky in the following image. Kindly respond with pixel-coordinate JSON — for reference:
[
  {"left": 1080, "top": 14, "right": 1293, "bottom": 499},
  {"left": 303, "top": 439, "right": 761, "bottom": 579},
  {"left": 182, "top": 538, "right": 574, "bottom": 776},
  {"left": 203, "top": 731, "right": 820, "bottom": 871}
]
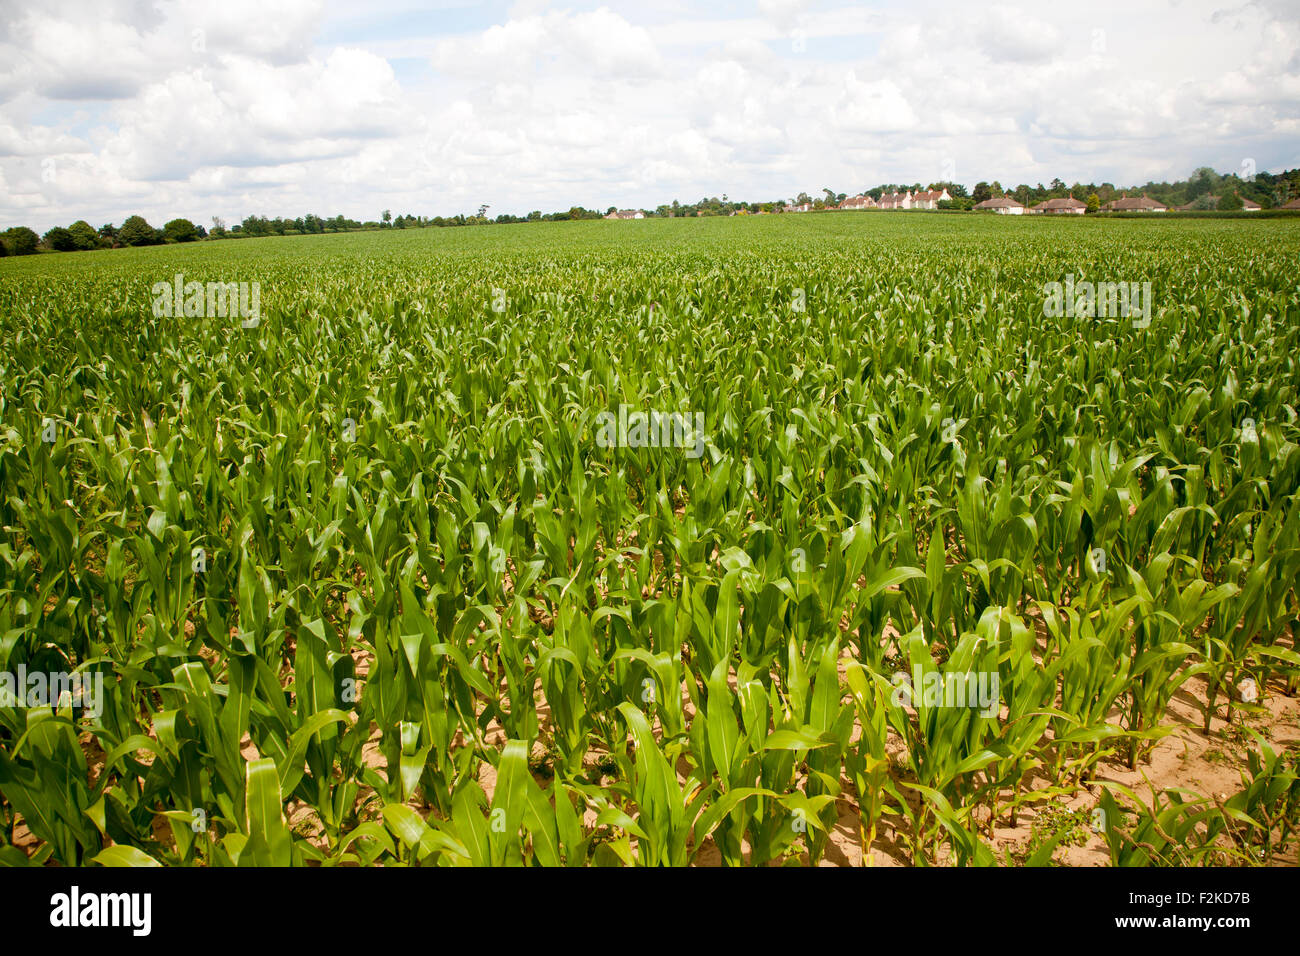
[{"left": 1, "top": 0, "right": 1297, "bottom": 230}]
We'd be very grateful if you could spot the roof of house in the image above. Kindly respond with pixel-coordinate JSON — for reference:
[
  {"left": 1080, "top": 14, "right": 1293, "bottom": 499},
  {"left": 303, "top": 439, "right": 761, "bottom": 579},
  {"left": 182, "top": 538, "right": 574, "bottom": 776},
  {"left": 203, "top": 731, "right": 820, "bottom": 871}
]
[
  {"left": 838, "top": 195, "right": 876, "bottom": 208},
  {"left": 1175, "top": 194, "right": 1261, "bottom": 211},
  {"left": 913, "top": 189, "right": 949, "bottom": 202},
  {"left": 1033, "top": 197, "right": 1086, "bottom": 210},
  {"left": 1103, "top": 195, "right": 1167, "bottom": 210},
  {"left": 1283, "top": 198, "right": 1300, "bottom": 210},
  {"left": 973, "top": 196, "right": 1024, "bottom": 209}
]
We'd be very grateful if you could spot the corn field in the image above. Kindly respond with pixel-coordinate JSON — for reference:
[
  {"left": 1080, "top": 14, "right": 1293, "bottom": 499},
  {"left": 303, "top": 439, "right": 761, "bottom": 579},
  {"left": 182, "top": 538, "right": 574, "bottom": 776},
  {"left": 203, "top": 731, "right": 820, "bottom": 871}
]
[{"left": 1, "top": 214, "right": 1298, "bottom": 867}]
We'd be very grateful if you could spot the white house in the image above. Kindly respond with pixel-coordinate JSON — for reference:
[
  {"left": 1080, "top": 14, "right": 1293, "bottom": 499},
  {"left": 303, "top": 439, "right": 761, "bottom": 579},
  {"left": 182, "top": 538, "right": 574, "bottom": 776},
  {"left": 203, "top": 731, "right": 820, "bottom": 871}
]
[
  {"left": 1101, "top": 195, "right": 1167, "bottom": 212},
  {"left": 877, "top": 190, "right": 913, "bottom": 210},
  {"left": 1031, "top": 197, "right": 1087, "bottom": 215},
  {"left": 910, "top": 188, "right": 951, "bottom": 209},
  {"left": 974, "top": 196, "right": 1026, "bottom": 215}
]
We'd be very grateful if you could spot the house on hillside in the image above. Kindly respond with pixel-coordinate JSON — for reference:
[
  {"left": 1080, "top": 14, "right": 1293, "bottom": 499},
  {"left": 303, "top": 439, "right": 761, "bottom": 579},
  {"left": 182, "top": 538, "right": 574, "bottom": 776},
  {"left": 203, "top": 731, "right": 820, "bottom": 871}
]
[
  {"left": 910, "top": 188, "right": 951, "bottom": 209},
  {"left": 837, "top": 194, "right": 878, "bottom": 210},
  {"left": 973, "top": 196, "right": 1025, "bottom": 215},
  {"left": 1031, "top": 196, "right": 1086, "bottom": 215},
  {"left": 1241, "top": 197, "right": 1262, "bottom": 211},
  {"left": 782, "top": 202, "right": 813, "bottom": 213},
  {"left": 605, "top": 209, "right": 646, "bottom": 220},
  {"left": 1101, "top": 195, "right": 1167, "bottom": 212}
]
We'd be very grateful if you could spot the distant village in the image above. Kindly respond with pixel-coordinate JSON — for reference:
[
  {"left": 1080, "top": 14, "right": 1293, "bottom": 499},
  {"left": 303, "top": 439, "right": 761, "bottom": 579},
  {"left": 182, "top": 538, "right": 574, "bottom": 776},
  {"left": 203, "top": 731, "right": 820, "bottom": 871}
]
[
  {"left": 607, "top": 188, "right": 1298, "bottom": 219},
  {"left": 603, "top": 167, "right": 1300, "bottom": 220},
  {"left": 967, "top": 194, "right": 1267, "bottom": 214},
  {"left": 609, "top": 187, "right": 961, "bottom": 218}
]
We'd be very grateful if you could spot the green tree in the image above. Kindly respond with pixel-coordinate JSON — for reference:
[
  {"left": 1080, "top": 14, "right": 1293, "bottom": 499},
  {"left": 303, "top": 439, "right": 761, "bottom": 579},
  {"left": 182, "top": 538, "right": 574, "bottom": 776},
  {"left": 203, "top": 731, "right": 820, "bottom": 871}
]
[
  {"left": 1218, "top": 191, "right": 1243, "bottom": 211},
  {"left": 163, "top": 218, "right": 199, "bottom": 242},
  {"left": 972, "top": 182, "right": 991, "bottom": 204},
  {"left": 43, "top": 226, "right": 77, "bottom": 251},
  {"left": 67, "top": 220, "right": 100, "bottom": 249},
  {"left": 241, "top": 215, "right": 270, "bottom": 238},
  {"left": 1086, "top": 193, "right": 1100, "bottom": 213},
  {"left": 1187, "top": 166, "right": 1217, "bottom": 201},
  {"left": 118, "top": 215, "right": 160, "bottom": 246},
  {"left": 2, "top": 226, "right": 40, "bottom": 255}
]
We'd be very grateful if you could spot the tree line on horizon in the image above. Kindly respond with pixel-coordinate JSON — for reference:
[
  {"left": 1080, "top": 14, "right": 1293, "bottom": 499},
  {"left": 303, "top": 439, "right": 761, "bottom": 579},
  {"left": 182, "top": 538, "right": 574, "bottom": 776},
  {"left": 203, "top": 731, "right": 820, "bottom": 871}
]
[{"left": 3, "top": 165, "right": 1297, "bottom": 257}]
